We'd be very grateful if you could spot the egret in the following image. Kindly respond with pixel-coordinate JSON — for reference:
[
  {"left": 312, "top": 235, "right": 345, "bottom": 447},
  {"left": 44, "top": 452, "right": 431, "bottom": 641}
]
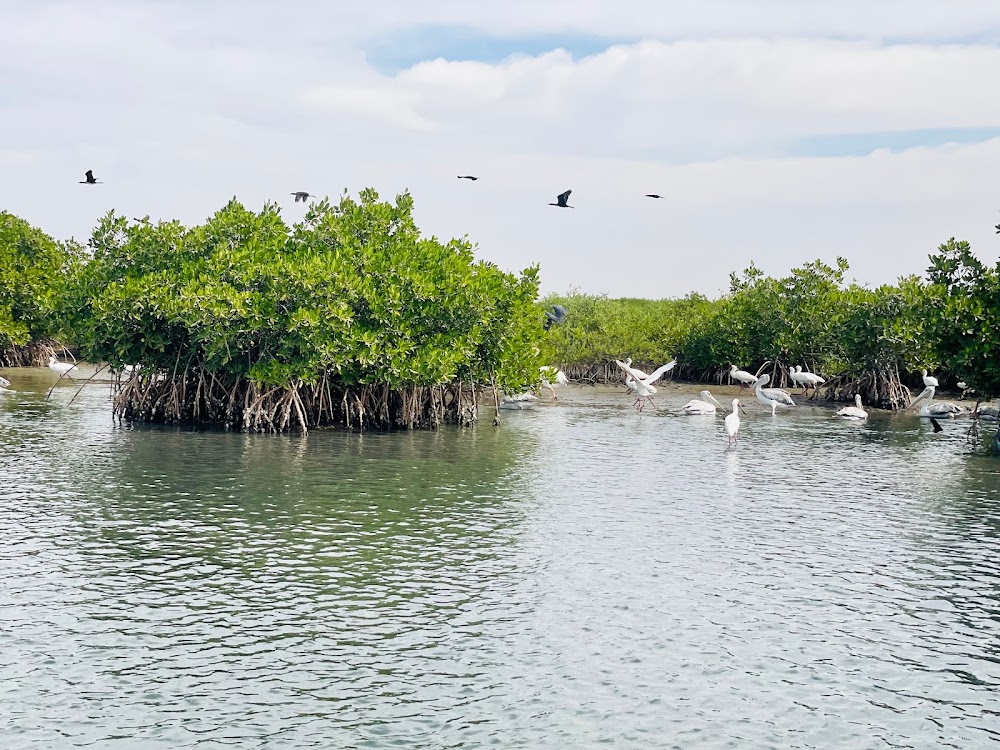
[
  {"left": 752, "top": 373, "right": 796, "bottom": 415},
  {"left": 549, "top": 190, "right": 573, "bottom": 208},
  {"left": 539, "top": 366, "right": 569, "bottom": 399},
  {"left": 910, "top": 385, "right": 964, "bottom": 418},
  {"left": 836, "top": 394, "right": 868, "bottom": 420},
  {"left": 729, "top": 364, "right": 757, "bottom": 391},
  {"left": 921, "top": 370, "right": 940, "bottom": 388},
  {"left": 614, "top": 359, "right": 677, "bottom": 411},
  {"left": 682, "top": 390, "right": 727, "bottom": 415},
  {"left": 48, "top": 356, "right": 78, "bottom": 378},
  {"left": 725, "top": 399, "right": 747, "bottom": 446}
]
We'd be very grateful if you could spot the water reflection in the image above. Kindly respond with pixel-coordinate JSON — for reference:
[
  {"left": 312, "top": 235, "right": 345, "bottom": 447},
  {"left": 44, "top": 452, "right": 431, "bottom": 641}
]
[{"left": 1, "top": 376, "right": 999, "bottom": 748}]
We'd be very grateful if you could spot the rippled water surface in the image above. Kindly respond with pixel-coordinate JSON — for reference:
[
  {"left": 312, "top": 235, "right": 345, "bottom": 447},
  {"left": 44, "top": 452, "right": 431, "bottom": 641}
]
[{"left": 2, "top": 368, "right": 1000, "bottom": 748}]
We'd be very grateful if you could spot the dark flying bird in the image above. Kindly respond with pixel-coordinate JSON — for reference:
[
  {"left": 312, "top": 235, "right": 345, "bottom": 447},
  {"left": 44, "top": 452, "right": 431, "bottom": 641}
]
[
  {"left": 645, "top": 194, "right": 664, "bottom": 199},
  {"left": 291, "top": 192, "right": 313, "bottom": 203},
  {"left": 549, "top": 190, "right": 573, "bottom": 208},
  {"left": 995, "top": 223, "right": 1000, "bottom": 234},
  {"left": 80, "top": 170, "right": 100, "bottom": 185},
  {"left": 457, "top": 175, "right": 478, "bottom": 181},
  {"left": 543, "top": 304, "right": 568, "bottom": 331}
]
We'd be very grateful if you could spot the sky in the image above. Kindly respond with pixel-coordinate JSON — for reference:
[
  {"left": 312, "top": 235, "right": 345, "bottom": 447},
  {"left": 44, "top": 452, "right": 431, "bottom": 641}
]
[{"left": 3, "top": 1, "right": 1000, "bottom": 298}]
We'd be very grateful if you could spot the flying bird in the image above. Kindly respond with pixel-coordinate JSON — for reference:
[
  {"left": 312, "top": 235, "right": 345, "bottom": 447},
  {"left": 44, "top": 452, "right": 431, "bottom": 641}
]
[
  {"left": 645, "top": 194, "right": 664, "bottom": 199},
  {"left": 549, "top": 190, "right": 573, "bottom": 208},
  {"left": 291, "top": 192, "right": 313, "bottom": 203},
  {"left": 457, "top": 175, "right": 478, "bottom": 181},
  {"left": 539, "top": 366, "right": 569, "bottom": 399},
  {"left": 614, "top": 359, "right": 676, "bottom": 411},
  {"left": 80, "top": 170, "right": 100, "bottom": 184},
  {"left": 543, "top": 304, "right": 568, "bottom": 330}
]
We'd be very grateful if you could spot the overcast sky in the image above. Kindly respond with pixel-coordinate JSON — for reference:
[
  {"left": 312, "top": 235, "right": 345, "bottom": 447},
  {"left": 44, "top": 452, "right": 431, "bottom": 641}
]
[{"left": 3, "top": 1, "right": 1000, "bottom": 298}]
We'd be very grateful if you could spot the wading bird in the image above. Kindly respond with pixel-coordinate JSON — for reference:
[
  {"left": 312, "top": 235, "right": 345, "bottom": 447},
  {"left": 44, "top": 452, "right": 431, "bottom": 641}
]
[
  {"left": 752, "top": 373, "right": 796, "bottom": 415},
  {"left": 796, "top": 365, "right": 826, "bottom": 392},
  {"left": 615, "top": 359, "right": 676, "bottom": 411},
  {"left": 543, "top": 304, "right": 568, "bottom": 330},
  {"left": 725, "top": 399, "right": 747, "bottom": 446},
  {"left": 48, "top": 356, "right": 78, "bottom": 378},
  {"left": 729, "top": 364, "right": 757, "bottom": 391},
  {"left": 910, "top": 385, "right": 964, "bottom": 418},
  {"left": 549, "top": 190, "right": 573, "bottom": 208},
  {"left": 836, "top": 394, "right": 868, "bottom": 420},
  {"left": 457, "top": 175, "right": 478, "bottom": 181},
  {"left": 291, "top": 192, "right": 313, "bottom": 203},
  {"left": 682, "top": 390, "right": 727, "bottom": 415},
  {"left": 80, "top": 170, "right": 100, "bottom": 184},
  {"left": 539, "top": 366, "right": 569, "bottom": 399},
  {"left": 921, "top": 369, "right": 940, "bottom": 388}
]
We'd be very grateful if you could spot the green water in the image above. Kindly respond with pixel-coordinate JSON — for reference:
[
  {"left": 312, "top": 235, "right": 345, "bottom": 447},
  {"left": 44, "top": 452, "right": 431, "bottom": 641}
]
[{"left": 2, "top": 368, "right": 999, "bottom": 748}]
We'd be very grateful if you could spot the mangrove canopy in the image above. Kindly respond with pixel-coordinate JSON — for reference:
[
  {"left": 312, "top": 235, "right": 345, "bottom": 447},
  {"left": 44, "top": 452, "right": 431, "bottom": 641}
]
[{"left": 63, "top": 190, "right": 544, "bottom": 431}]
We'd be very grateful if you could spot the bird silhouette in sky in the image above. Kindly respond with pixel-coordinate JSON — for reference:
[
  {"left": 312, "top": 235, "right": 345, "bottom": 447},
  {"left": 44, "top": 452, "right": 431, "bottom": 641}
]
[
  {"left": 645, "top": 194, "right": 664, "bottom": 199},
  {"left": 457, "top": 175, "right": 478, "bottom": 181},
  {"left": 291, "top": 191, "right": 313, "bottom": 203},
  {"left": 80, "top": 170, "right": 100, "bottom": 185},
  {"left": 549, "top": 190, "right": 573, "bottom": 208}
]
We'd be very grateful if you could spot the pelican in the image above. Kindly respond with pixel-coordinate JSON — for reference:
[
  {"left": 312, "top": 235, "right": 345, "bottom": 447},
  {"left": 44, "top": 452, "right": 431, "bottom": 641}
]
[
  {"left": 48, "top": 356, "right": 78, "bottom": 377},
  {"left": 910, "top": 386, "right": 964, "bottom": 418},
  {"left": 724, "top": 399, "right": 747, "bottom": 446},
  {"left": 682, "top": 390, "right": 727, "bottom": 415},
  {"left": 797, "top": 365, "right": 825, "bottom": 391},
  {"left": 615, "top": 359, "right": 676, "bottom": 411},
  {"left": 0, "top": 375, "right": 12, "bottom": 393},
  {"left": 539, "top": 366, "right": 569, "bottom": 399},
  {"left": 729, "top": 364, "right": 757, "bottom": 391},
  {"left": 836, "top": 394, "right": 868, "bottom": 420},
  {"left": 921, "top": 369, "right": 940, "bottom": 388},
  {"left": 499, "top": 392, "right": 539, "bottom": 410},
  {"left": 752, "top": 373, "right": 796, "bottom": 415}
]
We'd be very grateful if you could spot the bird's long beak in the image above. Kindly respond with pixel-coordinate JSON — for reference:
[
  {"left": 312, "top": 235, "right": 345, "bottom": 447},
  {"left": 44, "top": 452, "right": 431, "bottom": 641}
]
[{"left": 739, "top": 405, "right": 748, "bottom": 415}]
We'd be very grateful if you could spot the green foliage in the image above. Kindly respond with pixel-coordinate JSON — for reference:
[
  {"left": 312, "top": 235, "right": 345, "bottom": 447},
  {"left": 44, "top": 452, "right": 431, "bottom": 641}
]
[
  {"left": 64, "top": 190, "right": 542, "bottom": 393},
  {"left": 924, "top": 238, "right": 1000, "bottom": 397},
  {"left": 542, "top": 258, "right": 932, "bottom": 392},
  {"left": 0, "top": 212, "right": 75, "bottom": 350}
]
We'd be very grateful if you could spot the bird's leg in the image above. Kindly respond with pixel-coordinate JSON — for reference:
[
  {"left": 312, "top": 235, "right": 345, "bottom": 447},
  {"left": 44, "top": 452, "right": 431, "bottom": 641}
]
[
  {"left": 545, "top": 384, "right": 557, "bottom": 399},
  {"left": 648, "top": 397, "right": 656, "bottom": 411}
]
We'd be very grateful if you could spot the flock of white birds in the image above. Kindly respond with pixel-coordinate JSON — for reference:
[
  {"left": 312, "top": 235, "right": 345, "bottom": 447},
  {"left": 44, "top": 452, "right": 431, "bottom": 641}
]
[{"left": 497, "top": 358, "right": 995, "bottom": 448}]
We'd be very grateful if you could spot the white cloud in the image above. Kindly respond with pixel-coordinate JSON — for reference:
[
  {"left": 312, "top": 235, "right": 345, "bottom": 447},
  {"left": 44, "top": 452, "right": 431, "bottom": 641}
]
[{"left": 1, "top": 2, "right": 999, "bottom": 300}]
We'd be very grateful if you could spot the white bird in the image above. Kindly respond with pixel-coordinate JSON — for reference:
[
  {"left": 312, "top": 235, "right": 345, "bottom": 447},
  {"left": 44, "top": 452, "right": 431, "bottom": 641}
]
[
  {"left": 499, "top": 392, "right": 539, "bottom": 410},
  {"left": 789, "top": 366, "right": 806, "bottom": 391},
  {"left": 752, "top": 373, "right": 796, "bottom": 415},
  {"left": 725, "top": 399, "right": 746, "bottom": 446},
  {"left": 48, "top": 356, "right": 78, "bottom": 378},
  {"left": 921, "top": 369, "right": 940, "bottom": 388},
  {"left": 729, "top": 364, "right": 757, "bottom": 390},
  {"left": 796, "top": 365, "right": 826, "bottom": 391},
  {"left": 911, "top": 385, "right": 964, "bottom": 418},
  {"left": 682, "top": 390, "right": 727, "bottom": 415},
  {"left": 836, "top": 394, "right": 868, "bottom": 420},
  {"left": 0, "top": 375, "right": 12, "bottom": 393},
  {"left": 957, "top": 381, "right": 968, "bottom": 390},
  {"left": 539, "top": 366, "right": 569, "bottom": 399},
  {"left": 614, "top": 359, "right": 677, "bottom": 411}
]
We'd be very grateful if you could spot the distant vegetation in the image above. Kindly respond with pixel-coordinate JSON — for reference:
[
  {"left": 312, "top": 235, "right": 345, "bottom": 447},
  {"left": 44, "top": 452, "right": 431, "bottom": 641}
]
[
  {"left": 0, "top": 212, "right": 77, "bottom": 366},
  {"left": 540, "top": 244, "right": 997, "bottom": 409},
  {"left": 58, "top": 190, "right": 543, "bottom": 431}
]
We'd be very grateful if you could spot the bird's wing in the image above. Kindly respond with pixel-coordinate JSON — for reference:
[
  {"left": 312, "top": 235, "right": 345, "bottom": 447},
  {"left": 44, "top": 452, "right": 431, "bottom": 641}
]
[
  {"left": 558, "top": 190, "right": 572, "bottom": 203},
  {"left": 615, "top": 360, "right": 650, "bottom": 383},
  {"left": 644, "top": 359, "right": 677, "bottom": 384},
  {"left": 555, "top": 371, "right": 569, "bottom": 385},
  {"left": 763, "top": 388, "right": 795, "bottom": 405},
  {"left": 85, "top": 170, "right": 94, "bottom": 180}
]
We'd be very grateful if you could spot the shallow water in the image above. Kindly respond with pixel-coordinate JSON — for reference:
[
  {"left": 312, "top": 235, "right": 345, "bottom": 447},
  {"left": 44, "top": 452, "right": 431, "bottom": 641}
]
[{"left": 2, "top": 368, "right": 999, "bottom": 748}]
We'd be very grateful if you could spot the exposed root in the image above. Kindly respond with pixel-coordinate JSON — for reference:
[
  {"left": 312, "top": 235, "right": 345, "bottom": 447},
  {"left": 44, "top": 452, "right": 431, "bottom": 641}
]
[
  {"left": 0, "top": 339, "right": 61, "bottom": 367},
  {"left": 112, "top": 368, "right": 481, "bottom": 433},
  {"left": 816, "top": 364, "right": 911, "bottom": 410}
]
